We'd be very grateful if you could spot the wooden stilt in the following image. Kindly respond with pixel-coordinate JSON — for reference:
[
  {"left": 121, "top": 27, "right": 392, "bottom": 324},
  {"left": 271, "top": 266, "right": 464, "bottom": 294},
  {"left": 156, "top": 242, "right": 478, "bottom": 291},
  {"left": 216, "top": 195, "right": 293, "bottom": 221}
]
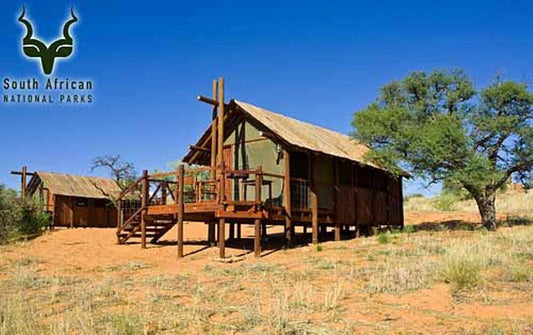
[
  {"left": 254, "top": 219, "right": 261, "bottom": 257},
  {"left": 177, "top": 165, "right": 185, "bottom": 258},
  {"left": 140, "top": 170, "right": 148, "bottom": 249},
  {"left": 229, "top": 223, "right": 235, "bottom": 240},
  {"left": 334, "top": 158, "right": 341, "bottom": 241},
  {"left": 255, "top": 167, "right": 263, "bottom": 255},
  {"left": 237, "top": 223, "right": 242, "bottom": 239},
  {"left": 208, "top": 221, "right": 216, "bottom": 246},
  {"left": 261, "top": 223, "right": 267, "bottom": 241},
  {"left": 218, "top": 218, "right": 225, "bottom": 258},
  {"left": 310, "top": 154, "right": 318, "bottom": 245},
  {"left": 283, "top": 149, "right": 292, "bottom": 246}
]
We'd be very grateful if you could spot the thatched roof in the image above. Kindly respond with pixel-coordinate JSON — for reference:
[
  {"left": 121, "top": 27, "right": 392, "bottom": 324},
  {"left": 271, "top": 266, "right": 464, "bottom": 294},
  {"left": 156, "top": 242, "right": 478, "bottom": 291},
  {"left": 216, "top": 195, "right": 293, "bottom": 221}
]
[
  {"left": 235, "top": 100, "right": 380, "bottom": 168},
  {"left": 184, "top": 99, "right": 382, "bottom": 170},
  {"left": 28, "top": 172, "right": 121, "bottom": 199}
]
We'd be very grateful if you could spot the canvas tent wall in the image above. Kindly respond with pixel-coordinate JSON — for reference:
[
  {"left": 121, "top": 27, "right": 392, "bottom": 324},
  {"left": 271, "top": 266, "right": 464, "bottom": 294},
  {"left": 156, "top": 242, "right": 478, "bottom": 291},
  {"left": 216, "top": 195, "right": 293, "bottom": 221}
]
[{"left": 184, "top": 99, "right": 405, "bottom": 228}]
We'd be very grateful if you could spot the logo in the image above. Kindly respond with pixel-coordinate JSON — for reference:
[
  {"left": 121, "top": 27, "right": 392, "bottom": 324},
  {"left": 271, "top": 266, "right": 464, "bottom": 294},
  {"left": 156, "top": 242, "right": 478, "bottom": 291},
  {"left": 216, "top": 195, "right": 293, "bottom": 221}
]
[
  {"left": 18, "top": 6, "right": 78, "bottom": 75},
  {"left": 2, "top": 6, "right": 93, "bottom": 106}
]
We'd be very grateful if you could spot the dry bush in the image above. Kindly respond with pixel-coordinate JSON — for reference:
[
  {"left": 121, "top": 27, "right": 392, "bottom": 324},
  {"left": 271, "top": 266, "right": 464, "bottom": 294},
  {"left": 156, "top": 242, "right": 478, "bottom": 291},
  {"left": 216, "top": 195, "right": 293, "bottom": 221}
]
[{"left": 405, "top": 188, "right": 533, "bottom": 221}]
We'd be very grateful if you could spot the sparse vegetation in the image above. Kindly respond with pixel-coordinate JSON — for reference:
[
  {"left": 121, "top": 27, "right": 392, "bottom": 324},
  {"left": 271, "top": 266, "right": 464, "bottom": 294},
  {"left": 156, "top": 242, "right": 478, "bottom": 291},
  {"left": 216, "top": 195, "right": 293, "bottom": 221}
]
[
  {"left": 377, "top": 232, "right": 390, "bottom": 244},
  {"left": 0, "top": 224, "right": 531, "bottom": 334},
  {"left": 0, "top": 185, "right": 50, "bottom": 244}
]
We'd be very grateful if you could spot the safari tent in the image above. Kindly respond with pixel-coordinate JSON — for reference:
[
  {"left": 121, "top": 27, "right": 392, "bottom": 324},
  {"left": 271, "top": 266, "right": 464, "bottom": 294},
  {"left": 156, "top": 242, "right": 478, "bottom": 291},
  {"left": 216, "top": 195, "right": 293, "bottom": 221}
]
[{"left": 115, "top": 78, "right": 405, "bottom": 258}]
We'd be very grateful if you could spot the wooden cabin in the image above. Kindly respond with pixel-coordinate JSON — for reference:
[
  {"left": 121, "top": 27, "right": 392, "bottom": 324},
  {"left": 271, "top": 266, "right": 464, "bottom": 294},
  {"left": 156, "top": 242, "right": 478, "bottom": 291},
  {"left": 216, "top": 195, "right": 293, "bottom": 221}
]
[
  {"left": 115, "top": 78, "right": 405, "bottom": 258},
  {"left": 23, "top": 171, "right": 120, "bottom": 228}
]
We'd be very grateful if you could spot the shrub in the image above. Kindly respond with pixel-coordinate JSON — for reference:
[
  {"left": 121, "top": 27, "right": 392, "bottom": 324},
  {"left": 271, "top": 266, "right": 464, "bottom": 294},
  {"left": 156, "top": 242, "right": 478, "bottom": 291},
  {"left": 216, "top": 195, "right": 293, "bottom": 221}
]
[
  {"left": 0, "top": 185, "right": 21, "bottom": 244},
  {"left": 434, "top": 192, "right": 459, "bottom": 211},
  {"left": 439, "top": 253, "right": 482, "bottom": 291},
  {"left": 0, "top": 185, "right": 49, "bottom": 244},
  {"left": 378, "top": 232, "right": 390, "bottom": 244},
  {"left": 402, "top": 225, "right": 415, "bottom": 234},
  {"left": 17, "top": 202, "right": 50, "bottom": 237},
  {"left": 316, "top": 244, "right": 323, "bottom": 252},
  {"left": 366, "top": 258, "right": 436, "bottom": 294},
  {"left": 505, "top": 262, "right": 532, "bottom": 282}
]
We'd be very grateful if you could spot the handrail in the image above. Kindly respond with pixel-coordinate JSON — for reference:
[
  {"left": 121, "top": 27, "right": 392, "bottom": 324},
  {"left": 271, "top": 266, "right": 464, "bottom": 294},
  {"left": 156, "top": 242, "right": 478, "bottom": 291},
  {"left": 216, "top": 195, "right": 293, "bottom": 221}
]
[
  {"left": 120, "top": 206, "right": 144, "bottom": 228},
  {"left": 149, "top": 171, "right": 178, "bottom": 179},
  {"left": 262, "top": 172, "right": 285, "bottom": 179},
  {"left": 149, "top": 167, "right": 210, "bottom": 179},
  {"left": 118, "top": 176, "right": 144, "bottom": 200},
  {"left": 222, "top": 168, "right": 261, "bottom": 175},
  {"left": 290, "top": 177, "right": 309, "bottom": 183}
]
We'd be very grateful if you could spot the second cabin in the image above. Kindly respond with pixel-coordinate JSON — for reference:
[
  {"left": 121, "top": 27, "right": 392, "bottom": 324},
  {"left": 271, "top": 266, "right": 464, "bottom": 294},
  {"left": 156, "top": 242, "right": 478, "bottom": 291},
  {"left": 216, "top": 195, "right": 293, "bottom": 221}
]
[{"left": 116, "top": 79, "right": 405, "bottom": 258}]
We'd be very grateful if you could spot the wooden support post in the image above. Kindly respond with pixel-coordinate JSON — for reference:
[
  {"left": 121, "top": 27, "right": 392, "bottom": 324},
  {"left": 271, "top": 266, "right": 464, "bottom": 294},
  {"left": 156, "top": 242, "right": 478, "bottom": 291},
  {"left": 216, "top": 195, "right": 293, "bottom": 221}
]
[
  {"left": 237, "top": 223, "right": 242, "bottom": 239},
  {"left": 217, "top": 77, "right": 225, "bottom": 202},
  {"left": 210, "top": 79, "right": 218, "bottom": 180},
  {"left": 218, "top": 218, "right": 225, "bottom": 258},
  {"left": 208, "top": 221, "right": 216, "bottom": 246},
  {"left": 283, "top": 149, "right": 293, "bottom": 246},
  {"left": 229, "top": 223, "right": 235, "bottom": 240},
  {"left": 20, "top": 166, "right": 27, "bottom": 200},
  {"left": 177, "top": 165, "right": 185, "bottom": 258},
  {"left": 140, "top": 170, "right": 148, "bottom": 249},
  {"left": 254, "top": 219, "right": 261, "bottom": 257},
  {"left": 161, "top": 181, "right": 167, "bottom": 205},
  {"left": 353, "top": 163, "right": 359, "bottom": 233},
  {"left": 116, "top": 198, "right": 122, "bottom": 244},
  {"left": 334, "top": 159, "right": 341, "bottom": 241},
  {"left": 310, "top": 154, "right": 319, "bottom": 245},
  {"left": 254, "top": 167, "right": 262, "bottom": 257},
  {"left": 399, "top": 176, "right": 405, "bottom": 229}
]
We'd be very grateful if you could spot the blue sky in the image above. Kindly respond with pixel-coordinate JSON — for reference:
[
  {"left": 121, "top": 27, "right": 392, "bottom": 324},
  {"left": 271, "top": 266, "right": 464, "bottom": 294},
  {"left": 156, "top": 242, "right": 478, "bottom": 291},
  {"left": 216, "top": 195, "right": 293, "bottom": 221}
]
[{"left": 1, "top": 0, "right": 532, "bottom": 195}]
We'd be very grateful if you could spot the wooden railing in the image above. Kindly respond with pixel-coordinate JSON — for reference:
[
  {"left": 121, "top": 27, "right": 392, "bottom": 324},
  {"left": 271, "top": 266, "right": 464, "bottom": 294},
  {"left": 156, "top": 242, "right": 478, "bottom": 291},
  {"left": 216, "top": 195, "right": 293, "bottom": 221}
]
[
  {"left": 222, "top": 168, "right": 284, "bottom": 207},
  {"left": 290, "top": 177, "right": 310, "bottom": 209},
  {"left": 116, "top": 166, "right": 285, "bottom": 238}
]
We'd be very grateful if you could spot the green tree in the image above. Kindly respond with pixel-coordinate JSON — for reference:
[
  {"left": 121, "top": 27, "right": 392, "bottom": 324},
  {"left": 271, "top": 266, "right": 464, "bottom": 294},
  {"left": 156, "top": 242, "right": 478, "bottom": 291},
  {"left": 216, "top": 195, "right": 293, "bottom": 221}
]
[{"left": 352, "top": 69, "right": 533, "bottom": 230}]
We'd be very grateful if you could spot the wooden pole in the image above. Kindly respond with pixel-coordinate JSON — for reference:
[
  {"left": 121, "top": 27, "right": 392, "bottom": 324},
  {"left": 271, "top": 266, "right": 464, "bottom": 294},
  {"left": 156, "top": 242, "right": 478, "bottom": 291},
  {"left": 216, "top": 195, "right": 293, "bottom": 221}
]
[
  {"left": 161, "top": 181, "right": 167, "bottom": 205},
  {"left": 310, "top": 154, "right": 319, "bottom": 245},
  {"left": 141, "top": 170, "right": 148, "bottom": 249},
  {"left": 208, "top": 221, "right": 216, "bottom": 246},
  {"left": 217, "top": 77, "right": 225, "bottom": 202},
  {"left": 353, "top": 164, "right": 360, "bottom": 237},
  {"left": 116, "top": 197, "right": 122, "bottom": 244},
  {"left": 21, "top": 166, "right": 27, "bottom": 200},
  {"left": 283, "top": 149, "right": 292, "bottom": 246},
  {"left": 210, "top": 79, "right": 218, "bottom": 180},
  {"left": 334, "top": 159, "right": 341, "bottom": 241},
  {"left": 218, "top": 218, "right": 225, "bottom": 258},
  {"left": 254, "top": 166, "right": 262, "bottom": 257},
  {"left": 177, "top": 165, "right": 185, "bottom": 258},
  {"left": 399, "top": 176, "right": 404, "bottom": 229},
  {"left": 229, "top": 223, "right": 235, "bottom": 240}
]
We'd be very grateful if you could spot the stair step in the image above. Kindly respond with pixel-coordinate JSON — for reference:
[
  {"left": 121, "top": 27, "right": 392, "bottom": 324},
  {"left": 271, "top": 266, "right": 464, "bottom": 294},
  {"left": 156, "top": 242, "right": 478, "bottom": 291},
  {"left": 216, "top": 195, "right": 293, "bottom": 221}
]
[
  {"left": 118, "top": 233, "right": 158, "bottom": 238},
  {"left": 123, "top": 226, "right": 170, "bottom": 231}
]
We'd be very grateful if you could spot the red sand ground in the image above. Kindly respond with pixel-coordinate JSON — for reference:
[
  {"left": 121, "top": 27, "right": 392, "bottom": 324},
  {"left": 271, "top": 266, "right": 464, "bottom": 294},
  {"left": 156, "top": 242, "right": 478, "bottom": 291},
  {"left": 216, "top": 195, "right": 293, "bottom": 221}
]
[{"left": 1, "top": 210, "right": 532, "bottom": 334}]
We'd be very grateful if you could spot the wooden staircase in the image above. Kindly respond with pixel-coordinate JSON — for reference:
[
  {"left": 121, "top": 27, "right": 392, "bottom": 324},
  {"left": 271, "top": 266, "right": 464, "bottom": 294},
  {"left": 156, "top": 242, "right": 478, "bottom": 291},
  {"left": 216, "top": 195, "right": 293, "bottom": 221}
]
[
  {"left": 116, "top": 170, "right": 180, "bottom": 246},
  {"left": 117, "top": 215, "right": 176, "bottom": 244}
]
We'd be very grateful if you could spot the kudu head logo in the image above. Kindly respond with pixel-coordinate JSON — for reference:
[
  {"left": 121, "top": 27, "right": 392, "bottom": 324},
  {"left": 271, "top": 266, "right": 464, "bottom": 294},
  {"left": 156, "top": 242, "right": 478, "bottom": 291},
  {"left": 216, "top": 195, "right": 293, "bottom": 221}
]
[{"left": 18, "top": 6, "right": 78, "bottom": 75}]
